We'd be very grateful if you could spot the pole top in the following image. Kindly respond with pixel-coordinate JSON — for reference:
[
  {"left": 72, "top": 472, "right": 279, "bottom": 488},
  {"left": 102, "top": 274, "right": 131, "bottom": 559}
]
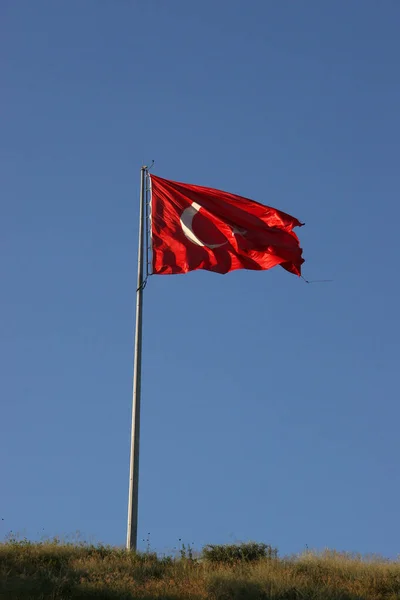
[{"left": 141, "top": 160, "right": 155, "bottom": 172}]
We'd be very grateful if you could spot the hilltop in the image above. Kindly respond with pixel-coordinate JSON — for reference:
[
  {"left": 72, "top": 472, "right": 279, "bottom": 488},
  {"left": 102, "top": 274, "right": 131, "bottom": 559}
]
[{"left": 0, "top": 539, "right": 399, "bottom": 599}]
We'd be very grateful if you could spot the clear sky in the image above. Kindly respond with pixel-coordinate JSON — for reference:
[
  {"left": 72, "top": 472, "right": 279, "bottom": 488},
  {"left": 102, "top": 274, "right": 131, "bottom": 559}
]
[{"left": 1, "top": 1, "right": 399, "bottom": 558}]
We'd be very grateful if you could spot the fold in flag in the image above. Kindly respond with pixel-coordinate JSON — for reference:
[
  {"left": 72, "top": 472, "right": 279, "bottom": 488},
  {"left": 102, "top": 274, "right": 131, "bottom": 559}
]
[{"left": 150, "top": 174, "right": 304, "bottom": 276}]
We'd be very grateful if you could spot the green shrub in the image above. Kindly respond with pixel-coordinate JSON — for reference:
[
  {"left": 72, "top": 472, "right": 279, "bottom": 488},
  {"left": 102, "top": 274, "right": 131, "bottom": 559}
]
[{"left": 202, "top": 541, "right": 278, "bottom": 564}]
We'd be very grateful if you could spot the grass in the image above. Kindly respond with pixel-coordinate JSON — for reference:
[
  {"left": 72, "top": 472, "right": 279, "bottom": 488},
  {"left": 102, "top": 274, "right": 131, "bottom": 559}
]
[{"left": 0, "top": 539, "right": 399, "bottom": 599}]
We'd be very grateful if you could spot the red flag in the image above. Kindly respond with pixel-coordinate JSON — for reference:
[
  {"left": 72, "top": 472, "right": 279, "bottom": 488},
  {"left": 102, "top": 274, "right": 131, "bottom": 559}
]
[{"left": 150, "top": 174, "right": 304, "bottom": 276}]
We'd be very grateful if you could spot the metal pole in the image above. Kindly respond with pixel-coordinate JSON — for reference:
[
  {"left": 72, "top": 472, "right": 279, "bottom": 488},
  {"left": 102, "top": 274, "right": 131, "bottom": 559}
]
[{"left": 126, "top": 166, "right": 147, "bottom": 551}]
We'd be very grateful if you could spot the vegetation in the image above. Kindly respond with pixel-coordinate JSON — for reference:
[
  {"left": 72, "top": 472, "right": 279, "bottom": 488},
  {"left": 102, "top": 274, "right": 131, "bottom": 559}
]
[
  {"left": 1, "top": 537, "right": 399, "bottom": 599},
  {"left": 202, "top": 542, "right": 277, "bottom": 564}
]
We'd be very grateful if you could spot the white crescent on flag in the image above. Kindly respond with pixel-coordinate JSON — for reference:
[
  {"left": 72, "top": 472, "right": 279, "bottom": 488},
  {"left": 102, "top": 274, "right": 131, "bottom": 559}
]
[{"left": 179, "top": 202, "right": 228, "bottom": 249}]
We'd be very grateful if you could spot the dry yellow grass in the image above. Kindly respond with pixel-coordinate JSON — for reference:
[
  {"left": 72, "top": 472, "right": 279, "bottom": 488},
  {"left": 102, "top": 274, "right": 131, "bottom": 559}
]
[{"left": 0, "top": 541, "right": 399, "bottom": 599}]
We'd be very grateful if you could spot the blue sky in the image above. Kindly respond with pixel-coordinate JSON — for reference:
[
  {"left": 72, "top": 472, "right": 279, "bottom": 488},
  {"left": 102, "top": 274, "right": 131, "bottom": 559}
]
[{"left": 1, "top": 0, "right": 399, "bottom": 557}]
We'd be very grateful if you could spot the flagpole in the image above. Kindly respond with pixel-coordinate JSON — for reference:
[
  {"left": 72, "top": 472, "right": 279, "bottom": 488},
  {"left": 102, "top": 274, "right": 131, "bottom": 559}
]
[{"left": 126, "top": 165, "right": 147, "bottom": 551}]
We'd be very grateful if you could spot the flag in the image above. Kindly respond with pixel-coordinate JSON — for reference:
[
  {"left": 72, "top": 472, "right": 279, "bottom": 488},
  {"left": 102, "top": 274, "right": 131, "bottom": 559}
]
[{"left": 150, "top": 174, "right": 304, "bottom": 276}]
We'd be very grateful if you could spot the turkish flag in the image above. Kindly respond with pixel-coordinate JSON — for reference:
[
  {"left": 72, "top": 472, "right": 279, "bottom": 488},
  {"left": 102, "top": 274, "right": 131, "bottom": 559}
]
[{"left": 150, "top": 174, "right": 304, "bottom": 276}]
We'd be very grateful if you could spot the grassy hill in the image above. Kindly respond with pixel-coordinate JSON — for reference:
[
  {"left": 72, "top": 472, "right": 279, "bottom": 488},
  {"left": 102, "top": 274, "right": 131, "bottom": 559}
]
[{"left": 0, "top": 539, "right": 399, "bottom": 599}]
